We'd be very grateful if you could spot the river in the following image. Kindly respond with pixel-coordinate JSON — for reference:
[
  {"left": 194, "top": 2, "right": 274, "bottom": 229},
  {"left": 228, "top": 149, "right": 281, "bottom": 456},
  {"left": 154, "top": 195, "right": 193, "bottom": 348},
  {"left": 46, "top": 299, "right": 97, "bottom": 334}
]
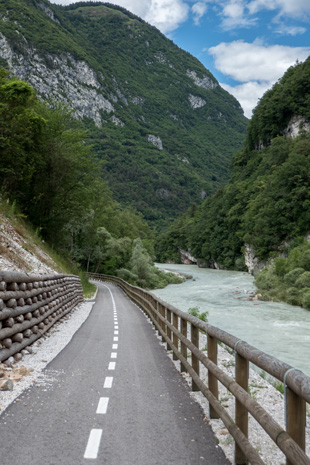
[{"left": 153, "top": 263, "right": 310, "bottom": 376}]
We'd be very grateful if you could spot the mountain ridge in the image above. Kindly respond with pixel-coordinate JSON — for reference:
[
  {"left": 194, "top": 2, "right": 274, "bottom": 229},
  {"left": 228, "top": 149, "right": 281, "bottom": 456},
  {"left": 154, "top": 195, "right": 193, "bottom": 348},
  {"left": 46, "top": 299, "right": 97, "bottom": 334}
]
[
  {"left": 0, "top": 0, "right": 248, "bottom": 226},
  {"left": 156, "top": 58, "right": 310, "bottom": 278}
]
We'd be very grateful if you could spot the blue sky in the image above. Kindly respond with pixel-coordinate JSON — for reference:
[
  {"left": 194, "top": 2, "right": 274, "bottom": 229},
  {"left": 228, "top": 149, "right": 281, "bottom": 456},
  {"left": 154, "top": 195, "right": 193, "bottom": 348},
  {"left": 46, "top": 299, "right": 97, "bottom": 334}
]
[{"left": 51, "top": 0, "right": 310, "bottom": 118}]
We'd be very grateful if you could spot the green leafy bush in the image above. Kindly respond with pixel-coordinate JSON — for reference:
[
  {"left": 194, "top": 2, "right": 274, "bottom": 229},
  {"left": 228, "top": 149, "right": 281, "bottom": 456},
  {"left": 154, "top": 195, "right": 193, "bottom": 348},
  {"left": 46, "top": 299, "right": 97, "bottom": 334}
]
[
  {"left": 188, "top": 306, "right": 208, "bottom": 322},
  {"left": 283, "top": 268, "right": 306, "bottom": 286},
  {"left": 116, "top": 268, "right": 138, "bottom": 283},
  {"left": 256, "top": 242, "right": 310, "bottom": 309},
  {"left": 296, "top": 271, "right": 310, "bottom": 289},
  {"left": 301, "top": 289, "right": 310, "bottom": 309},
  {"left": 286, "top": 288, "right": 301, "bottom": 306},
  {"left": 255, "top": 267, "right": 280, "bottom": 291}
]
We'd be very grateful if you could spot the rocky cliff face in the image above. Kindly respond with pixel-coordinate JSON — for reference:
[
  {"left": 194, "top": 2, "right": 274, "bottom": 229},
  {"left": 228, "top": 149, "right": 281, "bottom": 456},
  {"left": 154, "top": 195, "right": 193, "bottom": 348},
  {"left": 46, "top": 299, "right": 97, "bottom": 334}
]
[
  {"left": 0, "top": 33, "right": 114, "bottom": 126},
  {"left": 0, "top": 0, "right": 248, "bottom": 226},
  {"left": 283, "top": 115, "right": 310, "bottom": 138},
  {"left": 243, "top": 244, "right": 266, "bottom": 276}
]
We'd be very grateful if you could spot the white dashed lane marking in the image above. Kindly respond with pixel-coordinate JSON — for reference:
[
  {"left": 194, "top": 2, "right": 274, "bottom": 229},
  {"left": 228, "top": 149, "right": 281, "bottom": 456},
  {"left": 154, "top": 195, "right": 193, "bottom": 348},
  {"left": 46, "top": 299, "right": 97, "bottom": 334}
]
[
  {"left": 104, "top": 377, "right": 113, "bottom": 389},
  {"left": 96, "top": 397, "right": 110, "bottom": 414},
  {"left": 84, "top": 429, "right": 103, "bottom": 459},
  {"left": 85, "top": 283, "right": 119, "bottom": 460}
]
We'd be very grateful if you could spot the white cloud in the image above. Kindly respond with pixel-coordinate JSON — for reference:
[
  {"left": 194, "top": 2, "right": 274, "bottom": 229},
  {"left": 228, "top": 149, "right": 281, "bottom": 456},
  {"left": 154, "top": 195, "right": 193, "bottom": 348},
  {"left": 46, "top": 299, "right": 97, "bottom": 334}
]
[
  {"left": 274, "top": 24, "right": 307, "bottom": 36},
  {"left": 219, "top": 0, "right": 258, "bottom": 29},
  {"left": 209, "top": 40, "right": 310, "bottom": 82},
  {"left": 51, "top": 0, "right": 74, "bottom": 4},
  {"left": 144, "top": 0, "right": 189, "bottom": 33},
  {"left": 208, "top": 40, "right": 310, "bottom": 116},
  {"left": 223, "top": 0, "right": 244, "bottom": 21},
  {"left": 206, "top": 0, "right": 310, "bottom": 31},
  {"left": 248, "top": 0, "right": 310, "bottom": 18},
  {"left": 192, "top": 2, "right": 208, "bottom": 25},
  {"left": 51, "top": 0, "right": 189, "bottom": 33},
  {"left": 221, "top": 81, "right": 270, "bottom": 117}
]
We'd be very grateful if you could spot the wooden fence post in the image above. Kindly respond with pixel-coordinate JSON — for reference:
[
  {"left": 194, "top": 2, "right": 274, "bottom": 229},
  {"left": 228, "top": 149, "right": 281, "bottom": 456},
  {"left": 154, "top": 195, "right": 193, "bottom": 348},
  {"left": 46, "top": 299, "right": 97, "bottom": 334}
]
[
  {"left": 180, "top": 317, "right": 187, "bottom": 372},
  {"left": 155, "top": 300, "right": 160, "bottom": 330},
  {"left": 166, "top": 308, "right": 172, "bottom": 351},
  {"left": 208, "top": 334, "right": 219, "bottom": 418},
  {"left": 173, "top": 313, "right": 178, "bottom": 361},
  {"left": 286, "top": 388, "right": 306, "bottom": 465},
  {"left": 191, "top": 323, "right": 199, "bottom": 391},
  {"left": 235, "top": 352, "right": 249, "bottom": 465},
  {"left": 160, "top": 303, "right": 165, "bottom": 342}
]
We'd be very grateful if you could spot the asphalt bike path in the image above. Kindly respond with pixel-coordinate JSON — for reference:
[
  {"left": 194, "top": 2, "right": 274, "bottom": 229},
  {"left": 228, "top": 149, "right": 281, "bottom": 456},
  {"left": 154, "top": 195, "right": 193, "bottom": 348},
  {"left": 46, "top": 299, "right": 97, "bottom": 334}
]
[{"left": 0, "top": 282, "right": 230, "bottom": 465}]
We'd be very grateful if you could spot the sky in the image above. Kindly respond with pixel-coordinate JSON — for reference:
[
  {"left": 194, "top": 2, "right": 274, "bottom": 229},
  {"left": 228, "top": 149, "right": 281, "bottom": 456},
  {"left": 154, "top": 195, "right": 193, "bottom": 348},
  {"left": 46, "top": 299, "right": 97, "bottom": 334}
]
[{"left": 51, "top": 0, "right": 310, "bottom": 118}]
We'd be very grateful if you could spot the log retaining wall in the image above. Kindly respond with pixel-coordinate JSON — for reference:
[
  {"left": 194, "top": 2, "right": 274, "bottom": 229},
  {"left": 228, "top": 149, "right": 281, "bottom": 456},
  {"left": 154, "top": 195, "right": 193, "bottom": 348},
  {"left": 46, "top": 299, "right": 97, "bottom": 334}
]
[{"left": 0, "top": 271, "right": 83, "bottom": 363}]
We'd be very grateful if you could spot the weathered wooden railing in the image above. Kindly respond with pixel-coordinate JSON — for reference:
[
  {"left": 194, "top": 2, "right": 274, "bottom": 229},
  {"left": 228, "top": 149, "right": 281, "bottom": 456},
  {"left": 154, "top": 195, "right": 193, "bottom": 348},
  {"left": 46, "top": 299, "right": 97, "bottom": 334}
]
[
  {"left": 88, "top": 272, "right": 310, "bottom": 465},
  {"left": 0, "top": 271, "right": 83, "bottom": 363}
]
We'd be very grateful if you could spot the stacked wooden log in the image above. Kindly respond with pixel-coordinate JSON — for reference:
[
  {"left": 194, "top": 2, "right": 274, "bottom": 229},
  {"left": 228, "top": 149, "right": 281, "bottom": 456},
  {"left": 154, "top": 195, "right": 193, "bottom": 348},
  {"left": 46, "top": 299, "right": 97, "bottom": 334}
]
[{"left": 0, "top": 272, "right": 83, "bottom": 363}]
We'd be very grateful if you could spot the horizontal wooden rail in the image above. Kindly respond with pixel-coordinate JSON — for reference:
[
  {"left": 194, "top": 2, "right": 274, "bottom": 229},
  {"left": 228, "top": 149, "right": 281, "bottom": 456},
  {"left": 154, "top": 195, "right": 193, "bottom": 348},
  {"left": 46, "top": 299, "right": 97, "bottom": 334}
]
[
  {"left": 88, "top": 272, "right": 310, "bottom": 465},
  {"left": 0, "top": 272, "right": 84, "bottom": 363}
]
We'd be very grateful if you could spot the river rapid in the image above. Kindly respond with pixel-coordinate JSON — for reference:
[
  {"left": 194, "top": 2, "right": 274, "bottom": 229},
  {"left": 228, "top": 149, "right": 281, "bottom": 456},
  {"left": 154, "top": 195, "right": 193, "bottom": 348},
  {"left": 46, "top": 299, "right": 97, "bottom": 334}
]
[{"left": 153, "top": 263, "right": 310, "bottom": 376}]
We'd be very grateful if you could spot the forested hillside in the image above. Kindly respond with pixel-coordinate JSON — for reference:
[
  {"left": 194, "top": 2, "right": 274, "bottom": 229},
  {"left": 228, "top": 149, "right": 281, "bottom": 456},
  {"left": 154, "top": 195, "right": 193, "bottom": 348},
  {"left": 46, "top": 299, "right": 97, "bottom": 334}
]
[
  {"left": 0, "top": 69, "right": 183, "bottom": 289},
  {"left": 156, "top": 58, "right": 310, "bottom": 308},
  {"left": 0, "top": 0, "right": 248, "bottom": 226}
]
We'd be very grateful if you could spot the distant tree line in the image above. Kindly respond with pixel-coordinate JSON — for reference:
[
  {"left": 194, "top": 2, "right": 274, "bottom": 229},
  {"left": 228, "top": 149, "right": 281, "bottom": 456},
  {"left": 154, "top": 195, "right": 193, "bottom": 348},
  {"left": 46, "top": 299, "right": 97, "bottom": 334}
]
[{"left": 156, "top": 58, "right": 310, "bottom": 309}]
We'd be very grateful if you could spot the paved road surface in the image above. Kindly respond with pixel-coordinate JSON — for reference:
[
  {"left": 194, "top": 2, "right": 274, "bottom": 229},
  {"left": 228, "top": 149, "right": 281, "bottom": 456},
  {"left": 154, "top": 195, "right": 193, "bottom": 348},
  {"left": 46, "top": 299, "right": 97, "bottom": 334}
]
[{"left": 0, "top": 282, "right": 230, "bottom": 465}]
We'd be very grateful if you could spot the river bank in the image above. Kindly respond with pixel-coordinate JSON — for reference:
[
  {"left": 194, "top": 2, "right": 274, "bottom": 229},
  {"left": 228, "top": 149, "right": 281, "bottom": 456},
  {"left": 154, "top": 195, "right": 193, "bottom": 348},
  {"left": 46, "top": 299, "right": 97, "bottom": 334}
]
[{"left": 153, "top": 263, "right": 310, "bottom": 377}]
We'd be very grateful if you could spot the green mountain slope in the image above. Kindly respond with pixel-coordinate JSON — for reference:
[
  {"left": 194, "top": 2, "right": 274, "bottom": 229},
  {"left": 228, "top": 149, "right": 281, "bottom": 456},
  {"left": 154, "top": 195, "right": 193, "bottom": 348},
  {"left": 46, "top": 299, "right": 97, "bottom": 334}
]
[
  {"left": 157, "top": 58, "right": 310, "bottom": 271},
  {"left": 0, "top": 0, "right": 248, "bottom": 226}
]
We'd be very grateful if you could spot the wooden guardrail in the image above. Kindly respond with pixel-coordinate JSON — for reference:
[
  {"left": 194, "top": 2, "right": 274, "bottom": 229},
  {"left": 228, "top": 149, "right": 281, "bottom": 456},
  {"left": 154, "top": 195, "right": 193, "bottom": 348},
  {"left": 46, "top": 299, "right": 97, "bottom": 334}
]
[
  {"left": 0, "top": 271, "right": 83, "bottom": 363},
  {"left": 88, "top": 272, "right": 310, "bottom": 465}
]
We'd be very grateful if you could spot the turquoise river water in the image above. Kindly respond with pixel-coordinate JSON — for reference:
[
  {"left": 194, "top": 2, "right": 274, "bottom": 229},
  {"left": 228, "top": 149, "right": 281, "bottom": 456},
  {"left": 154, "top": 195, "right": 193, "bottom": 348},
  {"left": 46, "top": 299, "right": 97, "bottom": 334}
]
[{"left": 153, "top": 264, "right": 310, "bottom": 376}]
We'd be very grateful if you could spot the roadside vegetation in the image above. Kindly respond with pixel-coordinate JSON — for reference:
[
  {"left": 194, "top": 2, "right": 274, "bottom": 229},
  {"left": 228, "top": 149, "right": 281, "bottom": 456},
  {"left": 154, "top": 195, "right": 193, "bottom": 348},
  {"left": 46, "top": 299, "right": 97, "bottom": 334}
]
[
  {"left": 0, "top": 69, "right": 178, "bottom": 290},
  {"left": 256, "top": 241, "right": 310, "bottom": 310},
  {"left": 188, "top": 306, "right": 208, "bottom": 322},
  {"left": 0, "top": 0, "right": 247, "bottom": 228},
  {"left": 156, "top": 58, "right": 310, "bottom": 309}
]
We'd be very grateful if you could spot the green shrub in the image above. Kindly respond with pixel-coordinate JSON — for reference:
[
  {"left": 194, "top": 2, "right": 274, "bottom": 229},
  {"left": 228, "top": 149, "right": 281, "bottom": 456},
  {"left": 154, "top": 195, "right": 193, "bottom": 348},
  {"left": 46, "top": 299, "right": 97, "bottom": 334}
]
[
  {"left": 301, "top": 289, "right": 310, "bottom": 309},
  {"left": 283, "top": 268, "right": 305, "bottom": 286},
  {"left": 163, "top": 272, "right": 184, "bottom": 285},
  {"left": 79, "top": 271, "right": 97, "bottom": 298},
  {"left": 255, "top": 268, "right": 280, "bottom": 290},
  {"left": 116, "top": 268, "right": 138, "bottom": 283},
  {"left": 188, "top": 306, "right": 208, "bottom": 322},
  {"left": 274, "top": 257, "right": 289, "bottom": 277},
  {"left": 285, "top": 287, "right": 300, "bottom": 306},
  {"left": 296, "top": 271, "right": 310, "bottom": 288}
]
